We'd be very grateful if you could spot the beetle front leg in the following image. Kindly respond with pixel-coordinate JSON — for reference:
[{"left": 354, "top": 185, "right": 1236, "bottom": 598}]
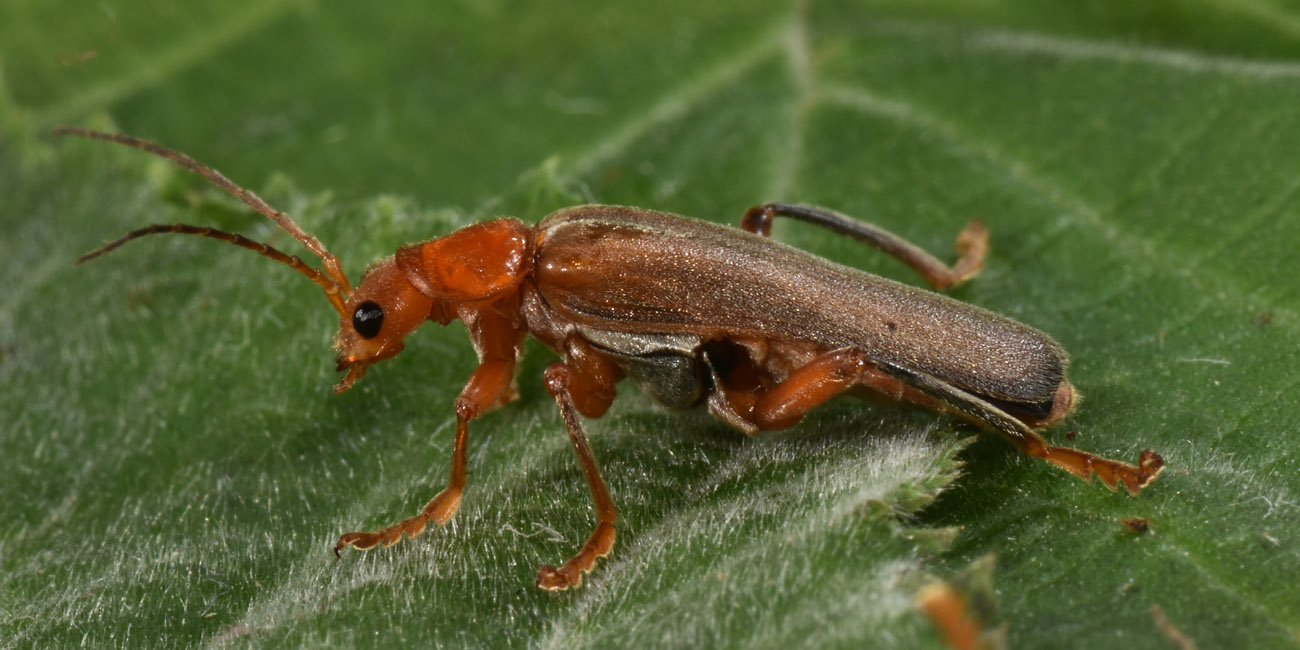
[
  {"left": 535, "top": 339, "right": 621, "bottom": 590},
  {"left": 739, "top": 203, "right": 988, "bottom": 290},
  {"left": 334, "top": 357, "right": 516, "bottom": 555}
]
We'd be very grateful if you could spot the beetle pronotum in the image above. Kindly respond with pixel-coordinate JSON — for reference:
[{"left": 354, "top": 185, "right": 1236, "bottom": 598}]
[{"left": 56, "top": 127, "right": 1164, "bottom": 590}]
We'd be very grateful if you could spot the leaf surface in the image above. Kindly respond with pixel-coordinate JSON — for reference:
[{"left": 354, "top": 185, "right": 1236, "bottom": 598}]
[{"left": 2, "top": 1, "right": 1298, "bottom": 648}]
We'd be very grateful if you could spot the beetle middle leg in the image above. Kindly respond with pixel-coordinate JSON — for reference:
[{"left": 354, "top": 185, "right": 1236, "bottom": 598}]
[
  {"left": 535, "top": 337, "right": 622, "bottom": 591},
  {"left": 739, "top": 203, "right": 988, "bottom": 290},
  {"left": 704, "top": 344, "right": 934, "bottom": 433}
]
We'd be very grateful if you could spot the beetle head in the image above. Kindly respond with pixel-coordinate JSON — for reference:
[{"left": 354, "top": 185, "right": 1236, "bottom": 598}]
[
  {"left": 56, "top": 127, "right": 437, "bottom": 394},
  {"left": 333, "top": 257, "right": 435, "bottom": 392}
]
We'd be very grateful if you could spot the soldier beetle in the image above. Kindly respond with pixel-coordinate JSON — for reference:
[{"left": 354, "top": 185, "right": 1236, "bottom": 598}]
[{"left": 55, "top": 127, "right": 1164, "bottom": 590}]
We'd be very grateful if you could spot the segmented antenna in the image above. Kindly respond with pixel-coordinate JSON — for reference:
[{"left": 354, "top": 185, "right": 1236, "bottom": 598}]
[
  {"left": 53, "top": 126, "right": 351, "bottom": 316},
  {"left": 76, "top": 224, "right": 342, "bottom": 303}
]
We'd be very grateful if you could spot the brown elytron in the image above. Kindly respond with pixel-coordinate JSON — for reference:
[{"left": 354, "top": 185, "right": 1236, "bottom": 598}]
[{"left": 58, "top": 128, "right": 1164, "bottom": 591}]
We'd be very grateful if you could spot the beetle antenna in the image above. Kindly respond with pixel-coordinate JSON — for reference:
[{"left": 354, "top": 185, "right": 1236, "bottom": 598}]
[
  {"left": 52, "top": 126, "right": 352, "bottom": 313},
  {"left": 76, "top": 223, "right": 349, "bottom": 315}
]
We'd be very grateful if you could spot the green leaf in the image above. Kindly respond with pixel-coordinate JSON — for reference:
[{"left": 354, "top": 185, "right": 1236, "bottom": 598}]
[{"left": 4, "top": 1, "right": 1299, "bottom": 648}]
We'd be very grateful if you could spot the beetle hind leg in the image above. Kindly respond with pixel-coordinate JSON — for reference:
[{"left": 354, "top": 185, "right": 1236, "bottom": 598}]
[
  {"left": 876, "top": 361, "right": 1165, "bottom": 494},
  {"left": 707, "top": 347, "right": 1164, "bottom": 494},
  {"left": 739, "top": 203, "right": 988, "bottom": 290}
]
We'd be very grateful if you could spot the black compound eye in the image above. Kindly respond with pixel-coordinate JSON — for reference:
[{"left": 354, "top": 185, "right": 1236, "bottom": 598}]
[{"left": 352, "top": 301, "right": 385, "bottom": 339}]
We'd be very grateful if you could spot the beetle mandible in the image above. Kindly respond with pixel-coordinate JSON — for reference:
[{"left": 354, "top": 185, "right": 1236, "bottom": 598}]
[{"left": 56, "top": 127, "right": 1164, "bottom": 590}]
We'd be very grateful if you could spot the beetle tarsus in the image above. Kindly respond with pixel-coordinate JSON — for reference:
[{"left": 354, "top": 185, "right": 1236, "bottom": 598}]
[
  {"left": 536, "top": 521, "right": 617, "bottom": 591},
  {"left": 333, "top": 483, "right": 465, "bottom": 556},
  {"left": 949, "top": 218, "right": 989, "bottom": 288},
  {"left": 334, "top": 416, "right": 471, "bottom": 557},
  {"left": 1039, "top": 446, "right": 1166, "bottom": 495}
]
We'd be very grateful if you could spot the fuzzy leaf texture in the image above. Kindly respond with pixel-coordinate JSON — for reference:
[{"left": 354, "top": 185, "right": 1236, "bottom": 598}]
[{"left": 2, "top": 1, "right": 1298, "bottom": 648}]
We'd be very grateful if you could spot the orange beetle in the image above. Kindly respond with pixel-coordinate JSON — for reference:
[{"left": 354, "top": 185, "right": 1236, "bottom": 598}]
[{"left": 57, "top": 127, "right": 1163, "bottom": 590}]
